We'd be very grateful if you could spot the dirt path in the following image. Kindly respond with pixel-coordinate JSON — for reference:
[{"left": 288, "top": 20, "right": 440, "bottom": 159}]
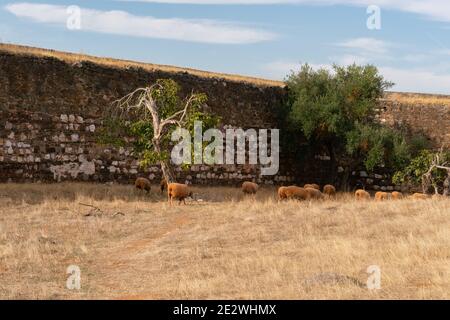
[{"left": 89, "top": 212, "right": 192, "bottom": 299}]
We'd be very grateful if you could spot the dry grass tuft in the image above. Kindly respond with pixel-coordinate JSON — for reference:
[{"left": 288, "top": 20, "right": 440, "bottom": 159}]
[
  {"left": 0, "top": 183, "right": 449, "bottom": 300},
  {"left": 385, "top": 92, "right": 450, "bottom": 106}
]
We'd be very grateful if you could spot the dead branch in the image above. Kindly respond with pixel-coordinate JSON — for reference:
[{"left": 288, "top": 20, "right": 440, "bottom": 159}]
[
  {"left": 79, "top": 203, "right": 104, "bottom": 217},
  {"left": 113, "top": 212, "right": 126, "bottom": 217},
  {"left": 422, "top": 146, "right": 450, "bottom": 195}
]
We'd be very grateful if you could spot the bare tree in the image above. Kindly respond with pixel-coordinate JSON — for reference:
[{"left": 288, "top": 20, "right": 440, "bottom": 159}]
[
  {"left": 422, "top": 146, "right": 450, "bottom": 195},
  {"left": 111, "top": 80, "right": 208, "bottom": 184}
]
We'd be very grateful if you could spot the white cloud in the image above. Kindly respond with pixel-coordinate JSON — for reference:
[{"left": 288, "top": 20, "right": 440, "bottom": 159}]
[
  {"left": 403, "top": 53, "right": 430, "bottom": 63},
  {"left": 4, "top": 2, "right": 275, "bottom": 44},
  {"left": 262, "top": 60, "right": 332, "bottom": 79},
  {"left": 125, "top": 0, "right": 450, "bottom": 23},
  {"left": 331, "top": 38, "right": 392, "bottom": 65},
  {"left": 437, "top": 49, "right": 450, "bottom": 56},
  {"left": 333, "top": 54, "right": 368, "bottom": 65},
  {"left": 261, "top": 60, "right": 450, "bottom": 94},
  {"left": 336, "top": 37, "right": 390, "bottom": 54},
  {"left": 379, "top": 66, "right": 450, "bottom": 94}
]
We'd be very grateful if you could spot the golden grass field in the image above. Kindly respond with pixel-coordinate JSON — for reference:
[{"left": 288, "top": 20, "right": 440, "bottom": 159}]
[{"left": 0, "top": 183, "right": 449, "bottom": 300}]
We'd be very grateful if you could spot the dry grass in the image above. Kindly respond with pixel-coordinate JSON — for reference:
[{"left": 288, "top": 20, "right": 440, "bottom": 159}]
[
  {"left": 0, "top": 183, "right": 449, "bottom": 300},
  {"left": 385, "top": 92, "right": 450, "bottom": 106},
  {"left": 0, "top": 43, "right": 283, "bottom": 88}
]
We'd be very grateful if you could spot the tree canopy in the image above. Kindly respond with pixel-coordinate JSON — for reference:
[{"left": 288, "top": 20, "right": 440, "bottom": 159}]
[{"left": 284, "top": 63, "right": 413, "bottom": 186}]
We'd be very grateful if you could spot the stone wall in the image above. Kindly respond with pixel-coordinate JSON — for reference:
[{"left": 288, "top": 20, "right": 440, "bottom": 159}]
[
  {"left": 1, "top": 46, "right": 449, "bottom": 188},
  {"left": 0, "top": 48, "right": 304, "bottom": 185},
  {"left": 379, "top": 95, "right": 450, "bottom": 149}
]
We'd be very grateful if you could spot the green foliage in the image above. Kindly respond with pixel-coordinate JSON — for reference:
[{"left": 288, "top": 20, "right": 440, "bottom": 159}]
[
  {"left": 285, "top": 63, "right": 413, "bottom": 172},
  {"left": 408, "top": 134, "right": 431, "bottom": 157},
  {"left": 151, "top": 79, "right": 183, "bottom": 118},
  {"left": 346, "top": 123, "right": 411, "bottom": 171},
  {"left": 393, "top": 150, "right": 450, "bottom": 186}
]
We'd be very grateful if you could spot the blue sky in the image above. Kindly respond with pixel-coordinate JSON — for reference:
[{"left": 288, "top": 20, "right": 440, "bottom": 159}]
[{"left": 1, "top": 0, "right": 450, "bottom": 94}]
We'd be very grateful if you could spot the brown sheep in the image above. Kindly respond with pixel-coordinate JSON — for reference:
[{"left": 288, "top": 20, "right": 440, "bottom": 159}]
[
  {"left": 242, "top": 181, "right": 259, "bottom": 195},
  {"left": 135, "top": 177, "right": 151, "bottom": 194},
  {"left": 391, "top": 191, "right": 403, "bottom": 200},
  {"left": 278, "top": 186, "right": 309, "bottom": 201},
  {"left": 375, "top": 191, "right": 388, "bottom": 201},
  {"left": 167, "top": 183, "right": 193, "bottom": 205},
  {"left": 323, "top": 184, "right": 336, "bottom": 197},
  {"left": 355, "top": 189, "right": 370, "bottom": 200},
  {"left": 304, "top": 183, "right": 320, "bottom": 190},
  {"left": 305, "top": 187, "right": 324, "bottom": 200},
  {"left": 278, "top": 186, "right": 287, "bottom": 200},
  {"left": 160, "top": 178, "right": 167, "bottom": 193},
  {"left": 410, "top": 193, "right": 429, "bottom": 200}
]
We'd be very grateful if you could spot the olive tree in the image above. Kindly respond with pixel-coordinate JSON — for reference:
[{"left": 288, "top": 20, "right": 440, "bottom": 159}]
[{"left": 285, "top": 63, "right": 410, "bottom": 188}]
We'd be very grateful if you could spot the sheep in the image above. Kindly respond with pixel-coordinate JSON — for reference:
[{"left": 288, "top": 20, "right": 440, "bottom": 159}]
[
  {"left": 167, "top": 183, "right": 193, "bottom": 205},
  {"left": 160, "top": 178, "right": 167, "bottom": 193},
  {"left": 304, "top": 183, "right": 320, "bottom": 190},
  {"left": 410, "top": 193, "right": 429, "bottom": 200},
  {"left": 323, "top": 184, "right": 336, "bottom": 197},
  {"left": 375, "top": 191, "right": 388, "bottom": 201},
  {"left": 305, "top": 187, "right": 324, "bottom": 200},
  {"left": 391, "top": 191, "right": 404, "bottom": 200},
  {"left": 135, "top": 177, "right": 151, "bottom": 194},
  {"left": 355, "top": 189, "right": 370, "bottom": 200},
  {"left": 278, "top": 186, "right": 287, "bottom": 200},
  {"left": 278, "top": 186, "right": 309, "bottom": 201},
  {"left": 242, "top": 181, "right": 259, "bottom": 195}
]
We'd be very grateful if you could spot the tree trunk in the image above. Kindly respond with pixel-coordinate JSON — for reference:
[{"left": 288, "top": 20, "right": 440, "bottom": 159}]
[
  {"left": 160, "top": 160, "right": 175, "bottom": 184},
  {"left": 421, "top": 175, "right": 428, "bottom": 194},
  {"left": 339, "top": 168, "right": 352, "bottom": 192},
  {"left": 443, "top": 171, "right": 450, "bottom": 197},
  {"left": 327, "top": 142, "right": 338, "bottom": 186},
  {"left": 153, "top": 140, "right": 175, "bottom": 184},
  {"left": 336, "top": 156, "right": 358, "bottom": 192}
]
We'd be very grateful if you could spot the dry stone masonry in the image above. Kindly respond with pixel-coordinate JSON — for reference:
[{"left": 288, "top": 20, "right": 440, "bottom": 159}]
[{"left": 1, "top": 45, "right": 449, "bottom": 188}]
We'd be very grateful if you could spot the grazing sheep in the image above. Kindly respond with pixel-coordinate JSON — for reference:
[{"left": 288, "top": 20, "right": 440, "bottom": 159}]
[
  {"left": 242, "top": 181, "right": 259, "bottom": 195},
  {"left": 355, "top": 189, "right": 370, "bottom": 200},
  {"left": 323, "top": 184, "right": 336, "bottom": 197},
  {"left": 375, "top": 191, "right": 388, "bottom": 201},
  {"left": 278, "top": 186, "right": 309, "bottom": 201},
  {"left": 304, "top": 183, "right": 320, "bottom": 190},
  {"left": 135, "top": 177, "right": 151, "bottom": 194},
  {"left": 391, "top": 191, "right": 403, "bottom": 200},
  {"left": 167, "top": 183, "right": 193, "bottom": 205},
  {"left": 410, "top": 193, "right": 429, "bottom": 200},
  {"left": 305, "top": 187, "right": 324, "bottom": 200},
  {"left": 160, "top": 178, "right": 167, "bottom": 193},
  {"left": 278, "top": 186, "right": 287, "bottom": 200}
]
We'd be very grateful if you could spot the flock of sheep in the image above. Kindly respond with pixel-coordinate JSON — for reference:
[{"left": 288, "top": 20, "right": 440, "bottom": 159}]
[{"left": 134, "top": 177, "right": 433, "bottom": 205}]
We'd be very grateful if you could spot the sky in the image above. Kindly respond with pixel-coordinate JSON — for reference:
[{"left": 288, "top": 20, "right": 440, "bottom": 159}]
[{"left": 1, "top": 0, "right": 450, "bottom": 94}]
